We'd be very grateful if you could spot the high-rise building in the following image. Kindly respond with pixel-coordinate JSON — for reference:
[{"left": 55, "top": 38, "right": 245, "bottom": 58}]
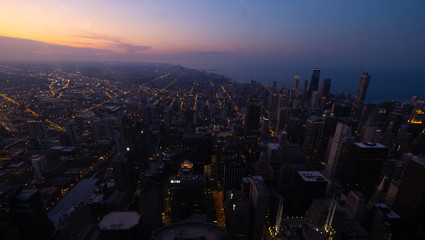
[
  {"left": 323, "top": 123, "right": 355, "bottom": 182},
  {"left": 223, "top": 161, "right": 246, "bottom": 194},
  {"left": 248, "top": 176, "right": 271, "bottom": 240},
  {"left": 391, "top": 155, "right": 425, "bottom": 236},
  {"left": 246, "top": 100, "right": 262, "bottom": 131},
  {"left": 112, "top": 152, "right": 136, "bottom": 194},
  {"left": 351, "top": 72, "right": 371, "bottom": 119},
  {"left": 302, "top": 116, "right": 325, "bottom": 165},
  {"left": 340, "top": 142, "right": 387, "bottom": 198},
  {"left": 307, "top": 68, "right": 320, "bottom": 99},
  {"left": 291, "top": 75, "right": 300, "bottom": 89},
  {"left": 319, "top": 78, "right": 331, "bottom": 99},
  {"left": 224, "top": 190, "right": 250, "bottom": 239},
  {"left": 289, "top": 171, "right": 327, "bottom": 216},
  {"left": 169, "top": 160, "right": 206, "bottom": 223}
]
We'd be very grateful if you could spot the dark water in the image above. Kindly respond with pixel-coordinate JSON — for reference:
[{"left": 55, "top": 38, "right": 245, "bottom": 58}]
[{"left": 184, "top": 61, "right": 425, "bottom": 103}]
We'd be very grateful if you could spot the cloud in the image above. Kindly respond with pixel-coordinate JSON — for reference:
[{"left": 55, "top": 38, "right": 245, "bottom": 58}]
[
  {"left": 75, "top": 32, "right": 151, "bottom": 53},
  {"left": 185, "top": 51, "right": 234, "bottom": 56}
]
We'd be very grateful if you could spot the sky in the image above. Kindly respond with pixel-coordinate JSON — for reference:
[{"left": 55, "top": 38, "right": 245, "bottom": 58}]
[{"left": 0, "top": 0, "right": 425, "bottom": 100}]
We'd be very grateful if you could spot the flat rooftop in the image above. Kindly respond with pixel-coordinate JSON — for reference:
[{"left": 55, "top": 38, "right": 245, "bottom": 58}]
[
  {"left": 298, "top": 171, "right": 327, "bottom": 182},
  {"left": 354, "top": 142, "right": 387, "bottom": 149},
  {"left": 99, "top": 211, "right": 140, "bottom": 230},
  {"left": 151, "top": 221, "right": 228, "bottom": 240}
]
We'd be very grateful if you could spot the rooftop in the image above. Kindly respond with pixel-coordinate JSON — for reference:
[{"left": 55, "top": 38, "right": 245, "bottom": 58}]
[
  {"left": 298, "top": 171, "right": 327, "bottom": 182},
  {"left": 151, "top": 221, "right": 228, "bottom": 240},
  {"left": 354, "top": 142, "right": 387, "bottom": 149},
  {"left": 48, "top": 176, "right": 98, "bottom": 228},
  {"left": 99, "top": 211, "right": 140, "bottom": 230}
]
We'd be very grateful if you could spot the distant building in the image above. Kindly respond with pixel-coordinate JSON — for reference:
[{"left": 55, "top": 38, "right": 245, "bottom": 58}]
[
  {"left": 319, "top": 78, "right": 331, "bottom": 100},
  {"left": 351, "top": 72, "right": 371, "bottom": 119},
  {"left": 291, "top": 75, "right": 300, "bottom": 89},
  {"left": 307, "top": 68, "right": 320, "bottom": 99}
]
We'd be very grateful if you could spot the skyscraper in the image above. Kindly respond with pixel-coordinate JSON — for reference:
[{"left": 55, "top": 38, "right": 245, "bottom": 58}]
[
  {"left": 246, "top": 99, "right": 261, "bottom": 131},
  {"left": 307, "top": 68, "right": 320, "bottom": 99},
  {"left": 351, "top": 72, "right": 371, "bottom": 119},
  {"left": 391, "top": 155, "right": 425, "bottom": 236},
  {"left": 291, "top": 75, "right": 300, "bottom": 89},
  {"left": 319, "top": 78, "right": 331, "bottom": 100},
  {"left": 340, "top": 142, "right": 387, "bottom": 198},
  {"left": 323, "top": 123, "right": 355, "bottom": 182},
  {"left": 302, "top": 116, "right": 325, "bottom": 165}
]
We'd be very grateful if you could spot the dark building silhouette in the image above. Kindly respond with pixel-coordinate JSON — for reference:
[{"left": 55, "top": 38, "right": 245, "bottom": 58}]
[
  {"left": 302, "top": 116, "right": 325, "bottom": 165},
  {"left": 112, "top": 152, "right": 136, "bottom": 194},
  {"left": 320, "top": 78, "right": 331, "bottom": 99},
  {"left": 169, "top": 160, "right": 206, "bottom": 223},
  {"left": 246, "top": 99, "right": 262, "bottom": 131},
  {"left": 351, "top": 72, "right": 371, "bottom": 119},
  {"left": 340, "top": 142, "right": 387, "bottom": 198},
  {"left": 289, "top": 171, "right": 327, "bottom": 216},
  {"left": 391, "top": 155, "right": 425, "bottom": 238},
  {"left": 307, "top": 68, "right": 320, "bottom": 99},
  {"left": 0, "top": 188, "right": 54, "bottom": 240}
]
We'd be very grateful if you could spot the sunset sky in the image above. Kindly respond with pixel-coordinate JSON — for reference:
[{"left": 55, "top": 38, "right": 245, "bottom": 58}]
[{"left": 0, "top": 0, "right": 424, "bottom": 93}]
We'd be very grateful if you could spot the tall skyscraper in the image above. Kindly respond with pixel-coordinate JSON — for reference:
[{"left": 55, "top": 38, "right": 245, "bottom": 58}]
[
  {"left": 323, "top": 123, "right": 355, "bottom": 182},
  {"left": 291, "top": 75, "right": 300, "bottom": 89},
  {"left": 246, "top": 100, "right": 262, "bottom": 131},
  {"left": 307, "top": 68, "right": 320, "bottom": 98},
  {"left": 391, "top": 155, "right": 425, "bottom": 236},
  {"left": 351, "top": 72, "right": 371, "bottom": 119},
  {"left": 302, "top": 116, "right": 325, "bottom": 164},
  {"left": 248, "top": 176, "right": 270, "bottom": 240},
  {"left": 319, "top": 78, "right": 331, "bottom": 99}
]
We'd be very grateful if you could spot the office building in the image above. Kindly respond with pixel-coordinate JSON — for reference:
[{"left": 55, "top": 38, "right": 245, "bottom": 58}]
[
  {"left": 302, "top": 116, "right": 325, "bottom": 165},
  {"left": 291, "top": 75, "right": 300, "bottom": 89},
  {"left": 320, "top": 78, "right": 331, "bottom": 100},
  {"left": 391, "top": 155, "right": 425, "bottom": 236},
  {"left": 307, "top": 68, "right": 320, "bottom": 98},
  {"left": 246, "top": 100, "right": 262, "bottom": 131},
  {"left": 351, "top": 72, "right": 371, "bottom": 119},
  {"left": 323, "top": 123, "right": 355, "bottom": 182},
  {"left": 248, "top": 176, "right": 271, "bottom": 240},
  {"left": 340, "top": 142, "right": 388, "bottom": 198},
  {"left": 289, "top": 171, "right": 327, "bottom": 216}
]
